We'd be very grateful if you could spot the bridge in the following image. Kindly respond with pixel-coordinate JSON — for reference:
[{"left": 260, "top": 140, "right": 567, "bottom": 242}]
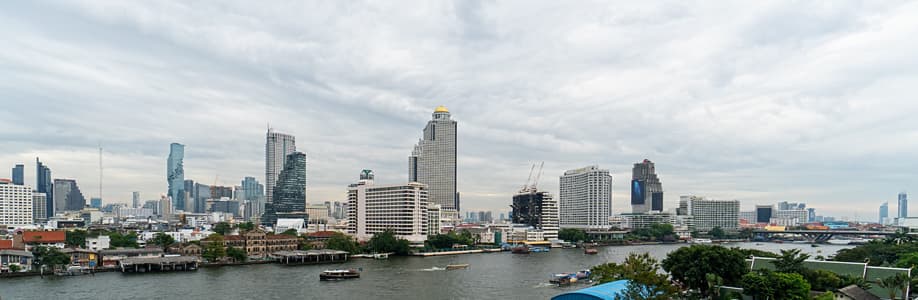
[{"left": 752, "top": 230, "right": 897, "bottom": 243}]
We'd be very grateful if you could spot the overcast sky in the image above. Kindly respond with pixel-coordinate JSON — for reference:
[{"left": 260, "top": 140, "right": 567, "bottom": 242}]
[{"left": 2, "top": 1, "right": 917, "bottom": 220}]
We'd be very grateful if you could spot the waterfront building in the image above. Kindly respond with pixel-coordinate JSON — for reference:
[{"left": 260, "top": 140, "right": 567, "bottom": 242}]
[
  {"left": 52, "top": 179, "right": 86, "bottom": 213},
  {"left": 263, "top": 152, "right": 307, "bottom": 225},
  {"left": 167, "top": 143, "right": 185, "bottom": 211},
  {"left": 86, "top": 235, "right": 110, "bottom": 251},
  {"left": 755, "top": 205, "right": 774, "bottom": 224},
  {"left": 428, "top": 204, "right": 442, "bottom": 235},
  {"left": 132, "top": 191, "right": 140, "bottom": 208},
  {"left": 880, "top": 202, "right": 889, "bottom": 225},
  {"left": 621, "top": 212, "right": 675, "bottom": 230},
  {"left": 738, "top": 211, "right": 756, "bottom": 223},
  {"left": 14, "top": 230, "right": 66, "bottom": 250},
  {"left": 899, "top": 192, "right": 908, "bottom": 219},
  {"left": 631, "top": 159, "right": 663, "bottom": 213},
  {"left": 265, "top": 128, "right": 297, "bottom": 204},
  {"left": 511, "top": 190, "right": 559, "bottom": 240},
  {"left": 559, "top": 166, "right": 612, "bottom": 229},
  {"left": 90, "top": 197, "right": 102, "bottom": 209},
  {"left": 409, "top": 106, "right": 458, "bottom": 220},
  {"left": 0, "top": 250, "right": 34, "bottom": 272},
  {"left": 689, "top": 197, "right": 739, "bottom": 231},
  {"left": 347, "top": 170, "right": 429, "bottom": 243},
  {"left": 213, "top": 230, "right": 298, "bottom": 258},
  {"left": 11, "top": 164, "right": 24, "bottom": 185},
  {"left": 36, "top": 158, "right": 53, "bottom": 216},
  {"left": 0, "top": 180, "right": 33, "bottom": 226},
  {"left": 304, "top": 203, "right": 329, "bottom": 225},
  {"left": 32, "top": 192, "right": 47, "bottom": 223}
]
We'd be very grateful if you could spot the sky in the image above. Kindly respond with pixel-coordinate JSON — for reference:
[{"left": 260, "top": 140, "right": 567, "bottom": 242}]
[{"left": 2, "top": 1, "right": 918, "bottom": 221}]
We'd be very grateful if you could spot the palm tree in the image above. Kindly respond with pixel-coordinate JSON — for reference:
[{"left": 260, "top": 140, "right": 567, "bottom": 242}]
[
  {"left": 706, "top": 273, "right": 723, "bottom": 299},
  {"left": 886, "top": 229, "right": 913, "bottom": 245},
  {"left": 878, "top": 273, "right": 909, "bottom": 300},
  {"left": 773, "top": 249, "right": 810, "bottom": 274}
]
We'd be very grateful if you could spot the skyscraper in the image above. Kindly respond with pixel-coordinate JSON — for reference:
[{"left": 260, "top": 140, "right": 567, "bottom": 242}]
[
  {"left": 899, "top": 192, "right": 908, "bottom": 219},
  {"left": 559, "top": 166, "right": 613, "bottom": 229},
  {"left": 348, "top": 170, "right": 429, "bottom": 242},
  {"left": 511, "top": 190, "right": 559, "bottom": 240},
  {"left": 11, "top": 164, "right": 24, "bottom": 185},
  {"left": 263, "top": 152, "right": 307, "bottom": 225},
  {"left": 132, "top": 191, "right": 141, "bottom": 208},
  {"left": 36, "top": 158, "right": 53, "bottom": 215},
  {"left": 241, "top": 176, "right": 264, "bottom": 201},
  {"left": 167, "top": 143, "right": 185, "bottom": 211},
  {"left": 631, "top": 159, "right": 663, "bottom": 213},
  {"left": 266, "top": 128, "right": 296, "bottom": 204},
  {"left": 33, "top": 192, "right": 47, "bottom": 223},
  {"left": 53, "top": 179, "right": 86, "bottom": 212},
  {"left": 689, "top": 198, "right": 740, "bottom": 231},
  {"left": 880, "top": 202, "right": 889, "bottom": 225},
  {"left": 90, "top": 197, "right": 102, "bottom": 209},
  {"left": 409, "top": 106, "right": 458, "bottom": 218},
  {"left": 755, "top": 205, "right": 774, "bottom": 224}
]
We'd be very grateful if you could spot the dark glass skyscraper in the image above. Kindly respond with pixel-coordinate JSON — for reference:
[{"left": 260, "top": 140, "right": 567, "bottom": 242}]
[
  {"left": 36, "top": 158, "right": 53, "bottom": 214},
  {"left": 899, "top": 192, "right": 908, "bottom": 219},
  {"left": 263, "top": 152, "right": 307, "bottom": 225},
  {"left": 631, "top": 159, "right": 663, "bottom": 213},
  {"left": 11, "top": 164, "right": 24, "bottom": 185},
  {"left": 53, "top": 178, "right": 86, "bottom": 212},
  {"left": 167, "top": 143, "right": 185, "bottom": 211}
]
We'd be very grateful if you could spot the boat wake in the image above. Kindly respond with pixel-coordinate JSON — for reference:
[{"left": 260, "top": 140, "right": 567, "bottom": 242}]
[
  {"left": 420, "top": 267, "right": 446, "bottom": 272},
  {"left": 534, "top": 283, "right": 557, "bottom": 288}
]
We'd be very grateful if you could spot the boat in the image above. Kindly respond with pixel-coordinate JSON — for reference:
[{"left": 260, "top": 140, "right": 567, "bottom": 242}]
[
  {"left": 372, "top": 253, "right": 389, "bottom": 260},
  {"left": 55, "top": 265, "right": 90, "bottom": 276},
  {"left": 811, "top": 244, "right": 819, "bottom": 247},
  {"left": 511, "top": 245, "right": 530, "bottom": 254},
  {"left": 690, "top": 238, "right": 712, "bottom": 244},
  {"left": 827, "top": 239, "right": 852, "bottom": 245},
  {"left": 531, "top": 246, "right": 550, "bottom": 253},
  {"left": 550, "top": 270, "right": 591, "bottom": 285},
  {"left": 584, "top": 248, "right": 598, "bottom": 255},
  {"left": 319, "top": 269, "right": 361, "bottom": 280},
  {"left": 446, "top": 264, "right": 469, "bottom": 270}
]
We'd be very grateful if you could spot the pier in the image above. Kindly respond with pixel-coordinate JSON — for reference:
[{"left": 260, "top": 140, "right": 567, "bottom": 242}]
[
  {"left": 274, "top": 250, "right": 349, "bottom": 265},
  {"left": 118, "top": 256, "right": 199, "bottom": 273}
]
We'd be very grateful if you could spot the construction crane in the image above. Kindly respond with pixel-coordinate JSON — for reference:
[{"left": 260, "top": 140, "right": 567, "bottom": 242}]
[
  {"left": 529, "top": 161, "right": 544, "bottom": 192},
  {"left": 520, "top": 162, "right": 544, "bottom": 193},
  {"left": 520, "top": 164, "right": 536, "bottom": 192}
]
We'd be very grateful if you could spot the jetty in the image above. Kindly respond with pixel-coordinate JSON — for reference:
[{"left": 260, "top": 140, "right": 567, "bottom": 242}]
[
  {"left": 274, "top": 250, "right": 349, "bottom": 265},
  {"left": 118, "top": 256, "right": 199, "bottom": 273}
]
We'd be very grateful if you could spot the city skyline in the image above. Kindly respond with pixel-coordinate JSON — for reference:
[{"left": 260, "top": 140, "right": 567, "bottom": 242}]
[{"left": 3, "top": 2, "right": 918, "bottom": 219}]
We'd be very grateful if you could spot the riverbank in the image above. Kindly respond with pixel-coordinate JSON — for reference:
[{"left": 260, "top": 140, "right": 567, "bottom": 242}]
[{"left": 412, "top": 248, "right": 503, "bottom": 256}]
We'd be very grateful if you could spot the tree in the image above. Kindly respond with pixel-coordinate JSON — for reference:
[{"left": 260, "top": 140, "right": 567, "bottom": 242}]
[
  {"left": 426, "top": 231, "right": 474, "bottom": 249},
  {"left": 886, "top": 229, "right": 913, "bottom": 245},
  {"left": 280, "top": 229, "right": 299, "bottom": 236},
  {"left": 109, "top": 232, "right": 139, "bottom": 248},
  {"left": 66, "top": 230, "right": 88, "bottom": 248},
  {"left": 213, "top": 222, "right": 232, "bottom": 235},
  {"left": 804, "top": 269, "right": 843, "bottom": 292},
  {"left": 812, "top": 292, "right": 835, "bottom": 300},
  {"left": 589, "top": 253, "right": 678, "bottom": 300},
  {"left": 326, "top": 232, "right": 360, "bottom": 254},
  {"left": 878, "top": 273, "right": 910, "bottom": 300},
  {"left": 773, "top": 249, "right": 810, "bottom": 274},
  {"left": 9, "top": 264, "right": 22, "bottom": 272},
  {"left": 236, "top": 222, "right": 255, "bottom": 231},
  {"left": 739, "top": 227, "right": 755, "bottom": 240},
  {"left": 31, "top": 246, "right": 71, "bottom": 271},
  {"left": 741, "top": 272, "right": 774, "bottom": 300},
  {"left": 742, "top": 271, "right": 810, "bottom": 300},
  {"left": 202, "top": 234, "right": 226, "bottom": 262},
  {"left": 226, "top": 246, "right": 247, "bottom": 262},
  {"left": 661, "top": 245, "right": 747, "bottom": 296},
  {"left": 559, "top": 228, "right": 588, "bottom": 243},
  {"left": 706, "top": 273, "right": 724, "bottom": 299},
  {"left": 151, "top": 232, "right": 176, "bottom": 251},
  {"left": 708, "top": 227, "right": 726, "bottom": 239},
  {"left": 367, "top": 229, "right": 411, "bottom": 255}
]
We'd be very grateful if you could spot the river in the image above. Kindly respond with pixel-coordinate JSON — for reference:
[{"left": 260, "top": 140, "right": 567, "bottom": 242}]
[{"left": 0, "top": 242, "right": 852, "bottom": 300}]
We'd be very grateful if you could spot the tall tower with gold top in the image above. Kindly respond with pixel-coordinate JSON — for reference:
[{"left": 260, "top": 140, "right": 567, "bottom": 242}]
[{"left": 410, "top": 106, "right": 459, "bottom": 221}]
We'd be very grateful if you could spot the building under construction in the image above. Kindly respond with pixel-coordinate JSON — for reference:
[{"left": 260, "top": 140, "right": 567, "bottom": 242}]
[{"left": 510, "top": 162, "right": 559, "bottom": 241}]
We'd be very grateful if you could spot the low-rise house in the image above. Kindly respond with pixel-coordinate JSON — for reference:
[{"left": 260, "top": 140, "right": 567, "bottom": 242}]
[
  {"left": 86, "top": 236, "right": 110, "bottom": 251},
  {"left": 213, "top": 230, "right": 299, "bottom": 258},
  {"left": 14, "top": 230, "right": 66, "bottom": 250},
  {"left": 306, "top": 231, "right": 339, "bottom": 249},
  {"left": 61, "top": 248, "right": 98, "bottom": 268},
  {"left": 167, "top": 243, "right": 202, "bottom": 257},
  {"left": 99, "top": 248, "right": 164, "bottom": 267},
  {"left": 0, "top": 250, "right": 34, "bottom": 272}
]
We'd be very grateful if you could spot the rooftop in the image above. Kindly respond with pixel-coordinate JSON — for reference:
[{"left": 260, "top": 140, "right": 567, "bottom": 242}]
[
  {"left": 434, "top": 105, "right": 449, "bottom": 113},
  {"left": 21, "top": 230, "right": 66, "bottom": 243},
  {"left": 551, "top": 280, "right": 630, "bottom": 300},
  {"left": 119, "top": 256, "right": 199, "bottom": 265}
]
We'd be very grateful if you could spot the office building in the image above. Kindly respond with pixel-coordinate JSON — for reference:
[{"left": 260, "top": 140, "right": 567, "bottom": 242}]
[
  {"left": 755, "top": 205, "right": 774, "bottom": 224},
  {"left": 192, "top": 182, "right": 210, "bottom": 213},
  {"left": 807, "top": 208, "right": 816, "bottom": 223},
  {"left": 511, "top": 190, "right": 559, "bottom": 240},
  {"left": 559, "top": 166, "right": 613, "bottom": 229},
  {"left": 621, "top": 212, "right": 675, "bottom": 230},
  {"left": 11, "top": 164, "right": 24, "bottom": 185},
  {"left": 772, "top": 209, "right": 808, "bottom": 226},
  {"left": 0, "top": 179, "right": 33, "bottom": 226},
  {"left": 266, "top": 128, "right": 297, "bottom": 204},
  {"left": 208, "top": 198, "right": 240, "bottom": 216},
  {"left": 263, "top": 152, "right": 307, "bottom": 225},
  {"left": 631, "top": 159, "right": 663, "bottom": 213},
  {"left": 89, "top": 197, "right": 101, "bottom": 209},
  {"left": 739, "top": 211, "right": 756, "bottom": 223},
  {"left": 777, "top": 201, "right": 806, "bottom": 211},
  {"left": 53, "top": 179, "right": 86, "bottom": 213},
  {"left": 132, "top": 192, "right": 141, "bottom": 208},
  {"left": 347, "top": 170, "right": 429, "bottom": 243},
  {"left": 880, "top": 202, "right": 889, "bottom": 225},
  {"left": 409, "top": 106, "right": 458, "bottom": 219},
  {"left": 32, "top": 192, "right": 47, "bottom": 223},
  {"left": 36, "top": 158, "right": 53, "bottom": 215},
  {"left": 241, "top": 176, "right": 264, "bottom": 201},
  {"left": 689, "top": 197, "right": 739, "bottom": 231},
  {"left": 899, "top": 192, "right": 908, "bottom": 219},
  {"left": 160, "top": 195, "right": 173, "bottom": 218},
  {"left": 143, "top": 200, "right": 160, "bottom": 215},
  {"left": 428, "top": 204, "right": 442, "bottom": 235},
  {"left": 167, "top": 143, "right": 185, "bottom": 211},
  {"left": 304, "top": 204, "right": 329, "bottom": 224}
]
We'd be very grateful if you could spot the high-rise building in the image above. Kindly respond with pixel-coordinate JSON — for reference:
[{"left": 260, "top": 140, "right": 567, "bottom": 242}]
[
  {"left": 899, "top": 192, "right": 908, "bottom": 219},
  {"left": 880, "top": 202, "right": 889, "bottom": 225},
  {"left": 32, "top": 192, "right": 47, "bottom": 223},
  {"left": 806, "top": 208, "right": 816, "bottom": 223},
  {"left": 132, "top": 191, "right": 141, "bottom": 208},
  {"left": 631, "top": 159, "right": 663, "bottom": 213},
  {"left": 160, "top": 194, "right": 173, "bottom": 218},
  {"left": 11, "top": 164, "right": 24, "bottom": 185},
  {"left": 266, "top": 128, "right": 297, "bottom": 204},
  {"left": 772, "top": 209, "right": 807, "bottom": 226},
  {"left": 409, "top": 106, "right": 458, "bottom": 219},
  {"left": 263, "top": 152, "right": 307, "bottom": 225},
  {"left": 0, "top": 179, "right": 33, "bottom": 226},
  {"left": 36, "top": 158, "right": 53, "bottom": 215},
  {"left": 167, "top": 143, "right": 185, "bottom": 211},
  {"left": 90, "top": 197, "right": 102, "bottom": 209},
  {"left": 241, "top": 176, "right": 264, "bottom": 201},
  {"left": 559, "top": 166, "right": 613, "bottom": 229},
  {"left": 53, "top": 179, "right": 86, "bottom": 212},
  {"left": 755, "top": 205, "right": 774, "bottom": 224},
  {"left": 511, "top": 190, "right": 559, "bottom": 240},
  {"left": 347, "top": 170, "right": 429, "bottom": 243},
  {"left": 193, "top": 182, "right": 210, "bottom": 213},
  {"left": 689, "top": 197, "right": 740, "bottom": 231}
]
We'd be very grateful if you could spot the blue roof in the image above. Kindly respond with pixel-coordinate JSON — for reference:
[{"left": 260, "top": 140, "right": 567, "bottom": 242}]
[{"left": 551, "top": 280, "right": 630, "bottom": 300}]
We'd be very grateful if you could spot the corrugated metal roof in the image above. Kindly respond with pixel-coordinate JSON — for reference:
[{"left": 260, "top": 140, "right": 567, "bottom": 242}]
[{"left": 551, "top": 280, "right": 630, "bottom": 300}]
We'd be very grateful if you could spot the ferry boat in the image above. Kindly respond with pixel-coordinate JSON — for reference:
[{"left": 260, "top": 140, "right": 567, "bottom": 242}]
[
  {"left": 549, "top": 270, "right": 591, "bottom": 285},
  {"left": 583, "top": 248, "right": 598, "bottom": 255},
  {"left": 446, "top": 264, "right": 469, "bottom": 270},
  {"left": 690, "top": 238, "right": 713, "bottom": 244},
  {"left": 827, "top": 239, "right": 852, "bottom": 245},
  {"left": 319, "top": 269, "right": 361, "bottom": 280},
  {"left": 372, "top": 253, "right": 389, "bottom": 260}
]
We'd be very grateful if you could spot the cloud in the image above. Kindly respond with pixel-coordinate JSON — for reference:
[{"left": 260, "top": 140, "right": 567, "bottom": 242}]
[{"left": 1, "top": 1, "right": 917, "bottom": 220}]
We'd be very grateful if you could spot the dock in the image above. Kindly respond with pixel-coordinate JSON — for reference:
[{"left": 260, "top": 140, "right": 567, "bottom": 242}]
[
  {"left": 118, "top": 256, "right": 199, "bottom": 273},
  {"left": 413, "top": 248, "right": 502, "bottom": 257},
  {"left": 274, "top": 250, "right": 349, "bottom": 265}
]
